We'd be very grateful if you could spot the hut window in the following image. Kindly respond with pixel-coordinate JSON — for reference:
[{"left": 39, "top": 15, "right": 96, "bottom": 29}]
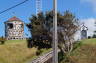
[
  {"left": 7, "top": 23, "right": 13, "bottom": 29},
  {"left": 20, "top": 24, "right": 23, "bottom": 28}
]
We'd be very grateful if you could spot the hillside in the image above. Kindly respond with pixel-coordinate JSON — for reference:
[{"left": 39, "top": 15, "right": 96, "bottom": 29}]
[
  {"left": 69, "top": 38, "right": 96, "bottom": 63},
  {"left": 0, "top": 40, "right": 50, "bottom": 63}
]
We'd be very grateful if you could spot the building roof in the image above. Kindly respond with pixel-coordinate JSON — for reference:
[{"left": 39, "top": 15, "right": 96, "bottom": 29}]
[
  {"left": 5, "top": 16, "right": 23, "bottom": 23},
  {"left": 8, "top": 16, "right": 21, "bottom": 21}
]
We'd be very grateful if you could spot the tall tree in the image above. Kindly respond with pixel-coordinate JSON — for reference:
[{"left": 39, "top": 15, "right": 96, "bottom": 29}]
[
  {"left": 27, "top": 13, "right": 45, "bottom": 38},
  {"left": 26, "top": 11, "right": 79, "bottom": 54},
  {"left": 58, "top": 11, "right": 79, "bottom": 54}
]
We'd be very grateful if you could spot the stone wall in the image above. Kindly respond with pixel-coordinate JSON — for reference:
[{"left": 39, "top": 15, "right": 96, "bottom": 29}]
[{"left": 5, "top": 21, "right": 25, "bottom": 40}]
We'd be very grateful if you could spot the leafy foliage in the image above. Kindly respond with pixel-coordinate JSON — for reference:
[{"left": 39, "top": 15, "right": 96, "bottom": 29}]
[
  {"left": 67, "top": 39, "right": 96, "bottom": 63},
  {"left": 57, "top": 11, "right": 79, "bottom": 54},
  {"left": 26, "top": 12, "right": 52, "bottom": 49},
  {"left": 0, "top": 36, "right": 6, "bottom": 44},
  {"left": 26, "top": 11, "right": 79, "bottom": 53},
  {"left": 92, "top": 34, "right": 96, "bottom": 38}
]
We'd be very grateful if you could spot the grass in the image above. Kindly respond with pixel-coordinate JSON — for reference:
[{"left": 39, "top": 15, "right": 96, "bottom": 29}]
[
  {"left": 69, "top": 38, "right": 96, "bottom": 63},
  {"left": 4, "top": 40, "right": 26, "bottom": 44},
  {"left": 81, "top": 38, "right": 96, "bottom": 45},
  {"left": 0, "top": 40, "right": 51, "bottom": 63}
]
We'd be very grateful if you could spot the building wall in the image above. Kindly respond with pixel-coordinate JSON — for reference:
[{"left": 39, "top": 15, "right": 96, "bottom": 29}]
[
  {"left": 5, "top": 21, "right": 25, "bottom": 40},
  {"left": 81, "top": 30, "right": 87, "bottom": 39}
]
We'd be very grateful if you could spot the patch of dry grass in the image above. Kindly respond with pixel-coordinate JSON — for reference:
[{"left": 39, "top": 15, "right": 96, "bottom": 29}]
[
  {"left": 81, "top": 38, "right": 96, "bottom": 45},
  {"left": 69, "top": 38, "right": 96, "bottom": 63},
  {"left": 0, "top": 40, "right": 37, "bottom": 63}
]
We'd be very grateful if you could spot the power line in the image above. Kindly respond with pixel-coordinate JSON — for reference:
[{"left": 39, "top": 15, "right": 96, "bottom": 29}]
[{"left": 0, "top": 0, "right": 29, "bottom": 15}]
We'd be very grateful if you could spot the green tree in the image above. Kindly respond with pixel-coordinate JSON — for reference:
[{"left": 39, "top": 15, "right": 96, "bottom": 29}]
[
  {"left": 58, "top": 11, "right": 79, "bottom": 54},
  {"left": 26, "top": 12, "right": 52, "bottom": 48},
  {"left": 27, "top": 13, "right": 47, "bottom": 37},
  {"left": 26, "top": 11, "right": 79, "bottom": 54}
]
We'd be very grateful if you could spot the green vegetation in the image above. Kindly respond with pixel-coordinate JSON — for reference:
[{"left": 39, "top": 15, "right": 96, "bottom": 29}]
[
  {"left": 61, "top": 38, "right": 96, "bottom": 63},
  {"left": 0, "top": 40, "right": 51, "bottom": 63},
  {"left": 3, "top": 40, "right": 26, "bottom": 44},
  {"left": 27, "top": 11, "right": 79, "bottom": 56},
  {"left": 0, "top": 37, "right": 6, "bottom": 44},
  {"left": 81, "top": 38, "right": 96, "bottom": 45}
]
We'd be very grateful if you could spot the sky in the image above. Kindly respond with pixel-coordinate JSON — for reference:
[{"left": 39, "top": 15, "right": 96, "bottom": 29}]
[{"left": 0, "top": 0, "right": 96, "bottom": 38}]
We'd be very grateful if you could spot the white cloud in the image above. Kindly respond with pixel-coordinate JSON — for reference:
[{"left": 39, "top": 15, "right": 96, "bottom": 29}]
[
  {"left": 74, "top": 18, "right": 96, "bottom": 40},
  {"left": 80, "top": 0, "right": 96, "bottom": 12}
]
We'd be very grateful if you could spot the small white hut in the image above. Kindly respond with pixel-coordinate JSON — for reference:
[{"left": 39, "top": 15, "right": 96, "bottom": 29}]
[{"left": 4, "top": 16, "right": 25, "bottom": 40}]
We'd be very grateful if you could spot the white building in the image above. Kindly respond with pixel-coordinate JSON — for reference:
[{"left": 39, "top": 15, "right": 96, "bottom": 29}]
[{"left": 4, "top": 16, "right": 25, "bottom": 40}]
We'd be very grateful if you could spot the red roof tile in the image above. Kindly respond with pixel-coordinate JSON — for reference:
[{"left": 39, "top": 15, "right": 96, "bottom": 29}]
[{"left": 8, "top": 16, "right": 21, "bottom": 21}]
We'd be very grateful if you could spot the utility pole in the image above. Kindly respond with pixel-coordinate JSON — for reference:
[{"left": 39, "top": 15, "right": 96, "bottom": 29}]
[{"left": 53, "top": 0, "right": 58, "bottom": 63}]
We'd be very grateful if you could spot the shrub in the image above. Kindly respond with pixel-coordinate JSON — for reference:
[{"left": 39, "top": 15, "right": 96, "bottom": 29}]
[
  {"left": 0, "top": 37, "right": 6, "bottom": 44},
  {"left": 27, "top": 38, "right": 33, "bottom": 48},
  {"left": 36, "top": 49, "right": 43, "bottom": 56},
  {"left": 92, "top": 34, "right": 96, "bottom": 38}
]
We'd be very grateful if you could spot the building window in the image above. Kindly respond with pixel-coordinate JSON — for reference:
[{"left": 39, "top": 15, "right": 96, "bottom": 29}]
[
  {"left": 20, "top": 24, "right": 23, "bottom": 28},
  {"left": 7, "top": 23, "right": 13, "bottom": 29},
  {"left": 13, "top": 37, "right": 15, "bottom": 39}
]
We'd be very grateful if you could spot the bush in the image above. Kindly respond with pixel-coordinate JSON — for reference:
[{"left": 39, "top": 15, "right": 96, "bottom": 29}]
[
  {"left": 0, "top": 37, "right": 6, "bottom": 44},
  {"left": 36, "top": 49, "right": 43, "bottom": 56},
  {"left": 27, "top": 38, "right": 33, "bottom": 48},
  {"left": 92, "top": 34, "right": 96, "bottom": 38}
]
